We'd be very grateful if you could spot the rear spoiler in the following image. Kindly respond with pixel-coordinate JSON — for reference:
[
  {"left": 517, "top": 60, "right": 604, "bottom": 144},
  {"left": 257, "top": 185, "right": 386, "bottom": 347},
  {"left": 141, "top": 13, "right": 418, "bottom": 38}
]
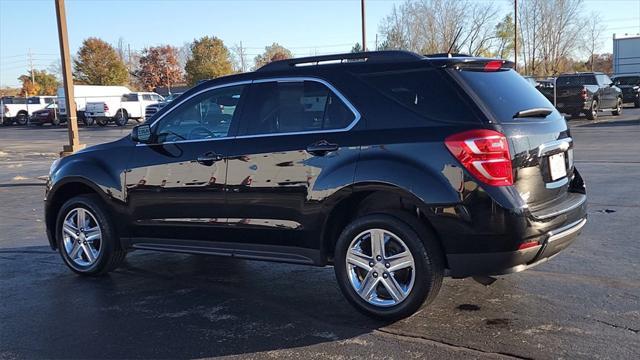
[{"left": 426, "top": 57, "right": 515, "bottom": 71}]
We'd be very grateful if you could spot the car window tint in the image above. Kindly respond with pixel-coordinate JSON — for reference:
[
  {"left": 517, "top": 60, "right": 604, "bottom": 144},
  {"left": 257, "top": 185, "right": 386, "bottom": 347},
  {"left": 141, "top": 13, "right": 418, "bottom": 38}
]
[
  {"left": 358, "top": 68, "right": 478, "bottom": 124},
  {"left": 556, "top": 75, "right": 596, "bottom": 86},
  {"left": 241, "top": 80, "right": 354, "bottom": 136},
  {"left": 154, "top": 85, "right": 245, "bottom": 143},
  {"left": 121, "top": 94, "right": 138, "bottom": 102},
  {"left": 27, "top": 97, "right": 40, "bottom": 104},
  {"left": 142, "top": 94, "right": 152, "bottom": 101}
]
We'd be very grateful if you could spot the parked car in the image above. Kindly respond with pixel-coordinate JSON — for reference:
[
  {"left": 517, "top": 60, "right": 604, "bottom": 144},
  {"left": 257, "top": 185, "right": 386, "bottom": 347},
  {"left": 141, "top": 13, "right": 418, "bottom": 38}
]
[
  {"left": 144, "top": 92, "right": 183, "bottom": 120},
  {"left": 45, "top": 51, "right": 587, "bottom": 320},
  {"left": 611, "top": 74, "right": 640, "bottom": 107},
  {"left": 84, "top": 92, "right": 163, "bottom": 126},
  {"left": 536, "top": 79, "right": 556, "bottom": 102},
  {"left": 28, "top": 103, "right": 61, "bottom": 126},
  {"left": 1, "top": 96, "right": 56, "bottom": 125},
  {"left": 554, "top": 72, "right": 623, "bottom": 120},
  {"left": 57, "top": 85, "right": 132, "bottom": 126}
]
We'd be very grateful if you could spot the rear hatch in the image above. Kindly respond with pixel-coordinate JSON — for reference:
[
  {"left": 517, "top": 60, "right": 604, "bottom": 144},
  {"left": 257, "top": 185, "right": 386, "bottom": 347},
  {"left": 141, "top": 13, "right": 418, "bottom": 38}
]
[{"left": 451, "top": 63, "right": 575, "bottom": 210}]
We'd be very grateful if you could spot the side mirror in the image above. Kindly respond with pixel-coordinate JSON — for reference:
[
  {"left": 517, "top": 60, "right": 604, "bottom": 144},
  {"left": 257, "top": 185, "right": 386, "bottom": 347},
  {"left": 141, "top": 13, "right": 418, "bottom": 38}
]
[{"left": 131, "top": 124, "right": 152, "bottom": 143}]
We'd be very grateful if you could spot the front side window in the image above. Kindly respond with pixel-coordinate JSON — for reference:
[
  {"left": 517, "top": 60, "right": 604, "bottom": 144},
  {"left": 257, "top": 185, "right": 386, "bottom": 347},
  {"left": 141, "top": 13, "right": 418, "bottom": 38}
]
[
  {"left": 142, "top": 94, "right": 152, "bottom": 101},
  {"left": 153, "top": 85, "right": 245, "bottom": 143},
  {"left": 241, "top": 80, "right": 355, "bottom": 136}
]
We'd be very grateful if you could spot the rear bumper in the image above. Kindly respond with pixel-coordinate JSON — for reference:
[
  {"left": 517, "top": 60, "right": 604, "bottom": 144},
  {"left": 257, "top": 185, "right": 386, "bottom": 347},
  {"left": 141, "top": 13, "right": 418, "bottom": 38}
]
[{"left": 447, "top": 217, "right": 586, "bottom": 277}]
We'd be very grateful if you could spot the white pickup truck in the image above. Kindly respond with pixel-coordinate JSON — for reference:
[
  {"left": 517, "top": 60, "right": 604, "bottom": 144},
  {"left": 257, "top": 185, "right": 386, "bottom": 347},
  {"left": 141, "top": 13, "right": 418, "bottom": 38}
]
[
  {"left": 84, "top": 92, "right": 163, "bottom": 126},
  {"left": 1, "top": 96, "right": 56, "bottom": 125}
]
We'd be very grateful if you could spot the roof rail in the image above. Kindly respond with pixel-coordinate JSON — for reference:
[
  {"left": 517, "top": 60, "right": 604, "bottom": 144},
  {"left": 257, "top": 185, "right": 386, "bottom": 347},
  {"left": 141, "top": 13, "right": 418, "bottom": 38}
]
[{"left": 256, "top": 50, "right": 424, "bottom": 72}]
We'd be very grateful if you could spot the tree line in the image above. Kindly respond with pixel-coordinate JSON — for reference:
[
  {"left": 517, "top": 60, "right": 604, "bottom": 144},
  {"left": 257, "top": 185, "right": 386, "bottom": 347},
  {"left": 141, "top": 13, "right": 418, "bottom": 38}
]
[
  {"left": 17, "top": 37, "right": 294, "bottom": 96},
  {"left": 377, "top": 0, "right": 611, "bottom": 76},
  {"left": 16, "top": 0, "right": 611, "bottom": 96}
]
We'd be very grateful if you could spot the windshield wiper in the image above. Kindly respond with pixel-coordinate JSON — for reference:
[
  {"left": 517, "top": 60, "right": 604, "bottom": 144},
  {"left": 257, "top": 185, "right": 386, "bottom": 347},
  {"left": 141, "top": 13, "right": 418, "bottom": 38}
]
[{"left": 513, "top": 108, "right": 553, "bottom": 118}]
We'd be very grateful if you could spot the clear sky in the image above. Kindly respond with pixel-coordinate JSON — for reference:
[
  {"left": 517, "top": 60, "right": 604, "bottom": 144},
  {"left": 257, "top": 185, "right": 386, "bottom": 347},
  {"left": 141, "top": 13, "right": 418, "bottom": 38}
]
[{"left": 1, "top": 0, "right": 639, "bottom": 87}]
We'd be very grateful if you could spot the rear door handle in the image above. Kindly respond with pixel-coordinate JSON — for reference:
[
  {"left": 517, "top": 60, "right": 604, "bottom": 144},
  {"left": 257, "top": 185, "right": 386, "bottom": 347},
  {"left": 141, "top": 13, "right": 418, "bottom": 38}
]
[
  {"left": 306, "top": 140, "right": 339, "bottom": 156},
  {"left": 196, "top": 151, "right": 223, "bottom": 166}
]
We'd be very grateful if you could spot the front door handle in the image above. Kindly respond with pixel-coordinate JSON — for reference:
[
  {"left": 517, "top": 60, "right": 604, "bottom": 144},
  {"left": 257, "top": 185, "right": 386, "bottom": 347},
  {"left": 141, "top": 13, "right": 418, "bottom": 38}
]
[
  {"left": 306, "top": 140, "right": 339, "bottom": 156},
  {"left": 196, "top": 151, "right": 223, "bottom": 166}
]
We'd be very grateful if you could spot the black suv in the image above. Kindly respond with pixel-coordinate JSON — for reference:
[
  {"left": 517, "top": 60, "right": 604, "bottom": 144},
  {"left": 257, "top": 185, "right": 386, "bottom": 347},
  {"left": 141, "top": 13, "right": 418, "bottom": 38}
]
[
  {"left": 612, "top": 74, "right": 640, "bottom": 108},
  {"left": 45, "top": 51, "right": 587, "bottom": 320}
]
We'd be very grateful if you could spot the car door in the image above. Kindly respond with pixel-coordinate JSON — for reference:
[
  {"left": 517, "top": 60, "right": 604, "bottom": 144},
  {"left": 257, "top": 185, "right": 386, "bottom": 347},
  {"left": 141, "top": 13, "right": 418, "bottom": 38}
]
[
  {"left": 224, "top": 78, "right": 361, "bottom": 256},
  {"left": 597, "top": 74, "right": 614, "bottom": 108},
  {"left": 125, "top": 83, "right": 249, "bottom": 242}
]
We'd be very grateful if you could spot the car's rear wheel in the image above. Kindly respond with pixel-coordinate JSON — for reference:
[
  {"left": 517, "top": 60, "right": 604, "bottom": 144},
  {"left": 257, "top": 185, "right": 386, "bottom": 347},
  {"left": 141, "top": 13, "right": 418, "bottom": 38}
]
[
  {"left": 56, "top": 194, "right": 126, "bottom": 276},
  {"left": 83, "top": 117, "right": 95, "bottom": 126},
  {"left": 612, "top": 98, "right": 623, "bottom": 116},
  {"left": 334, "top": 212, "right": 443, "bottom": 321},
  {"left": 114, "top": 109, "right": 128, "bottom": 127},
  {"left": 16, "top": 113, "right": 28, "bottom": 125},
  {"left": 586, "top": 99, "right": 598, "bottom": 120}
]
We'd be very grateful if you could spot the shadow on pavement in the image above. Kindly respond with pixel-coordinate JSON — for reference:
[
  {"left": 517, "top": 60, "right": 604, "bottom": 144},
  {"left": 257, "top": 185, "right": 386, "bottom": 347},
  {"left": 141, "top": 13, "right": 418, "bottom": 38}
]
[{"left": 0, "top": 246, "right": 383, "bottom": 359}]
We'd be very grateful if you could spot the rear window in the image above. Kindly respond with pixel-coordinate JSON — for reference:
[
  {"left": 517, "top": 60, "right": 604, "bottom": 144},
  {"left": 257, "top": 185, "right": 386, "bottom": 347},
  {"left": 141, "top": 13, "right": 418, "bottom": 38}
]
[
  {"left": 614, "top": 76, "right": 640, "bottom": 86},
  {"left": 457, "top": 69, "right": 554, "bottom": 121},
  {"left": 556, "top": 75, "right": 596, "bottom": 87},
  {"left": 358, "top": 68, "right": 478, "bottom": 123}
]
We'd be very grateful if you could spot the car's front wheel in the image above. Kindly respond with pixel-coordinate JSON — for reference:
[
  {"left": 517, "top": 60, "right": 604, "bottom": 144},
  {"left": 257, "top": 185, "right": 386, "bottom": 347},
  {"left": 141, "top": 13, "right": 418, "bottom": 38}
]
[
  {"left": 612, "top": 98, "right": 623, "bottom": 116},
  {"left": 586, "top": 99, "right": 598, "bottom": 120},
  {"left": 56, "top": 194, "right": 126, "bottom": 276},
  {"left": 334, "top": 212, "right": 443, "bottom": 321}
]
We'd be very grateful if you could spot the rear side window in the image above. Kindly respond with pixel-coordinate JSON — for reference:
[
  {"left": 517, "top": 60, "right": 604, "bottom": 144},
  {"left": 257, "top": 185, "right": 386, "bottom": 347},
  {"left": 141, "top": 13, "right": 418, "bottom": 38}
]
[
  {"left": 241, "top": 80, "right": 355, "bottom": 136},
  {"left": 27, "top": 97, "right": 40, "bottom": 104},
  {"left": 556, "top": 75, "right": 596, "bottom": 87},
  {"left": 614, "top": 76, "right": 640, "bottom": 85},
  {"left": 358, "top": 68, "right": 478, "bottom": 123},
  {"left": 457, "top": 69, "right": 555, "bottom": 121},
  {"left": 121, "top": 94, "right": 139, "bottom": 102},
  {"left": 142, "top": 94, "right": 152, "bottom": 101}
]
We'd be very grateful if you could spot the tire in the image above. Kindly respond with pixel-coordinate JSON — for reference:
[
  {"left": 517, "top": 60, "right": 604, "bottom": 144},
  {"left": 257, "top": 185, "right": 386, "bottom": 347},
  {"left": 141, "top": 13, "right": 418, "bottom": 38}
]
[
  {"left": 16, "top": 112, "right": 28, "bottom": 126},
  {"left": 83, "top": 116, "right": 95, "bottom": 126},
  {"left": 586, "top": 99, "right": 598, "bottom": 120},
  {"left": 96, "top": 118, "right": 108, "bottom": 127},
  {"left": 114, "top": 109, "right": 128, "bottom": 127},
  {"left": 56, "top": 194, "right": 126, "bottom": 276},
  {"left": 334, "top": 211, "right": 444, "bottom": 321},
  {"left": 612, "top": 98, "right": 623, "bottom": 116},
  {"left": 52, "top": 116, "right": 61, "bottom": 126}
]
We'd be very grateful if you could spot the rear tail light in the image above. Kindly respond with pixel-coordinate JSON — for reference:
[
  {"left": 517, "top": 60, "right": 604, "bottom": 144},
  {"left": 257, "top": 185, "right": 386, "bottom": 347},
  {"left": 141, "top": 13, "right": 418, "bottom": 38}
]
[
  {"left": 445, "top": 129, "right": 513, "bottom": 186},
  {"left": 580, "top": 88, "right": 587, "bottom": 100},
  {"left": 103, "top": 104, "right": 109, "bottom": 111}
]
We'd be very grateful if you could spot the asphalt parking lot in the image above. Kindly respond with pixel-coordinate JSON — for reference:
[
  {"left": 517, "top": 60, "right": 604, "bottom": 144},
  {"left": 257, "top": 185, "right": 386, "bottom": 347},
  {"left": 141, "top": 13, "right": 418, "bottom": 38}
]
[{"left": 1, "top": 110, "right": 639, "bottom": 359}]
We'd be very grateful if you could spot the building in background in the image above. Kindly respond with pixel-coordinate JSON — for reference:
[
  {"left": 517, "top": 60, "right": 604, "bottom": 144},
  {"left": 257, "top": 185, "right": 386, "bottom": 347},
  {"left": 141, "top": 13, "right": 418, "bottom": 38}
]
[{"left": 613, "top": 34, "right": 640, "bottom": 75}]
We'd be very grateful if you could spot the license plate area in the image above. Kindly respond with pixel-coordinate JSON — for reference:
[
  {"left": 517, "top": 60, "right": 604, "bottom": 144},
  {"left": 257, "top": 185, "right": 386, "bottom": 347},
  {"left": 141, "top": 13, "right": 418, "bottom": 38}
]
[{"left": 548, "top": 152, "right": 567, "bottom": 181}]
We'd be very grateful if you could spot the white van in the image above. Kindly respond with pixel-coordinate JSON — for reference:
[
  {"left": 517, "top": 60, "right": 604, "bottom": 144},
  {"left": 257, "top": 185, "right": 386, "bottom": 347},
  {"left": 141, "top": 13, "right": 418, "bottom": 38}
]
[{"left": 57, "top": 85, "right": 131, "bottom": 125}]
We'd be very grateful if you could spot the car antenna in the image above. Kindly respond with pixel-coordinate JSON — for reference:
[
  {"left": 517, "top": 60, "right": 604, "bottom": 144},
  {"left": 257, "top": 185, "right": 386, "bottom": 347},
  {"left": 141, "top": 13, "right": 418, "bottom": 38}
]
[{"left": 447, "top": 27, "right": 463, "bottom": 58}]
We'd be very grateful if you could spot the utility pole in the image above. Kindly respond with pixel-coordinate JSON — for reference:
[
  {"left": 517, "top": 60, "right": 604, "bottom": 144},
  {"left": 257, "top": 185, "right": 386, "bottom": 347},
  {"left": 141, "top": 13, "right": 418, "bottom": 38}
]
[
  {"left": 238, "top": 41, "right": 246, "bottom": 72},
  {"left": 361, "top": 0, "right": 366, "bottom": 52},
  {"left": 28, "top": 48, "right": 35, "bottom": 85},
  {"left": 514, "top": 0, "right": 518, "bottom": 72},
  {"left": 55, "top": 0, "right": 84, "bottom": 156}
]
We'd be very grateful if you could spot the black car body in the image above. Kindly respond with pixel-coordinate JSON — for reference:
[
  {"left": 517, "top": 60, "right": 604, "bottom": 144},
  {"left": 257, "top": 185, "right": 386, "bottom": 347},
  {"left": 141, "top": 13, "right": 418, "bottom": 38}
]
[
  {"left": 555, "top": 72, "right": 623, "bottom": 119},
  {"left": 45, "top": 51, "right": 587, "bottom": 320},
  {"left": 612, "top": 74, "right": 640, "bottom": 107}
]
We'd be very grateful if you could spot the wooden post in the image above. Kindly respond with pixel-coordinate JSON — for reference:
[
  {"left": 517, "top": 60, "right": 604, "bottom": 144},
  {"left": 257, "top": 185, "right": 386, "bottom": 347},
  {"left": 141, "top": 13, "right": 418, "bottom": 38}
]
[
  {"left": 361, "top": 0, "right": 366, "bottom": 52},
  {"left": 55, "top": 0, "right": 84, "bottom": 156}
]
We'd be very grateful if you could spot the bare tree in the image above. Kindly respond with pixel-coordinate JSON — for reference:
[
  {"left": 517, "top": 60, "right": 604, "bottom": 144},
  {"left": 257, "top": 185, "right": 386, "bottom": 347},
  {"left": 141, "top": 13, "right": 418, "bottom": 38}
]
[
  {"left": 584, "top": 12, "right": 605, "bottom": 71},
  {"left": 378, "top": 0, "right": 497, "bottom": 56}
]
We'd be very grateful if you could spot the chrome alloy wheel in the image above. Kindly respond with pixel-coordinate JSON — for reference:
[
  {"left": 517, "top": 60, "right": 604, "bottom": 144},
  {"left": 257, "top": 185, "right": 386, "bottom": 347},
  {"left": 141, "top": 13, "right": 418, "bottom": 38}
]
[
  {"left": 346, "top": 228, "right": 416, "bottom": 307},
  {"left": 62, "top": 207, "right": 102, "bottom": 266}
]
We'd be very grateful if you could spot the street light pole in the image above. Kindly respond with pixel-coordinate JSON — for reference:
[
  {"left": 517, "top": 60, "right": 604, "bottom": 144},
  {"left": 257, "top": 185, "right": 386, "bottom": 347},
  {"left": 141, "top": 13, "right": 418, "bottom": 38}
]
[
  {"left": 361, "top": 0, "right": 366, "bottom": 52},
  {"left": 55, "top": 0, "right": 84, "bottom": 156}
]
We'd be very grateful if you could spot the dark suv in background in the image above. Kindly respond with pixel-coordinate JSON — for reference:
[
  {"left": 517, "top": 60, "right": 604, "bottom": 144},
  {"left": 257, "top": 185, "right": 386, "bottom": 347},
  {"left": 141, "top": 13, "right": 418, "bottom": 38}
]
[
  {"left": 612, "top": 74, "right": 640, "bottom": 108},
  {"left": 555, "top": 72, "right": 623, "bottom": 120},
  {"left": 45, "top": 51, "right": 587, "bottom": 320}
]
